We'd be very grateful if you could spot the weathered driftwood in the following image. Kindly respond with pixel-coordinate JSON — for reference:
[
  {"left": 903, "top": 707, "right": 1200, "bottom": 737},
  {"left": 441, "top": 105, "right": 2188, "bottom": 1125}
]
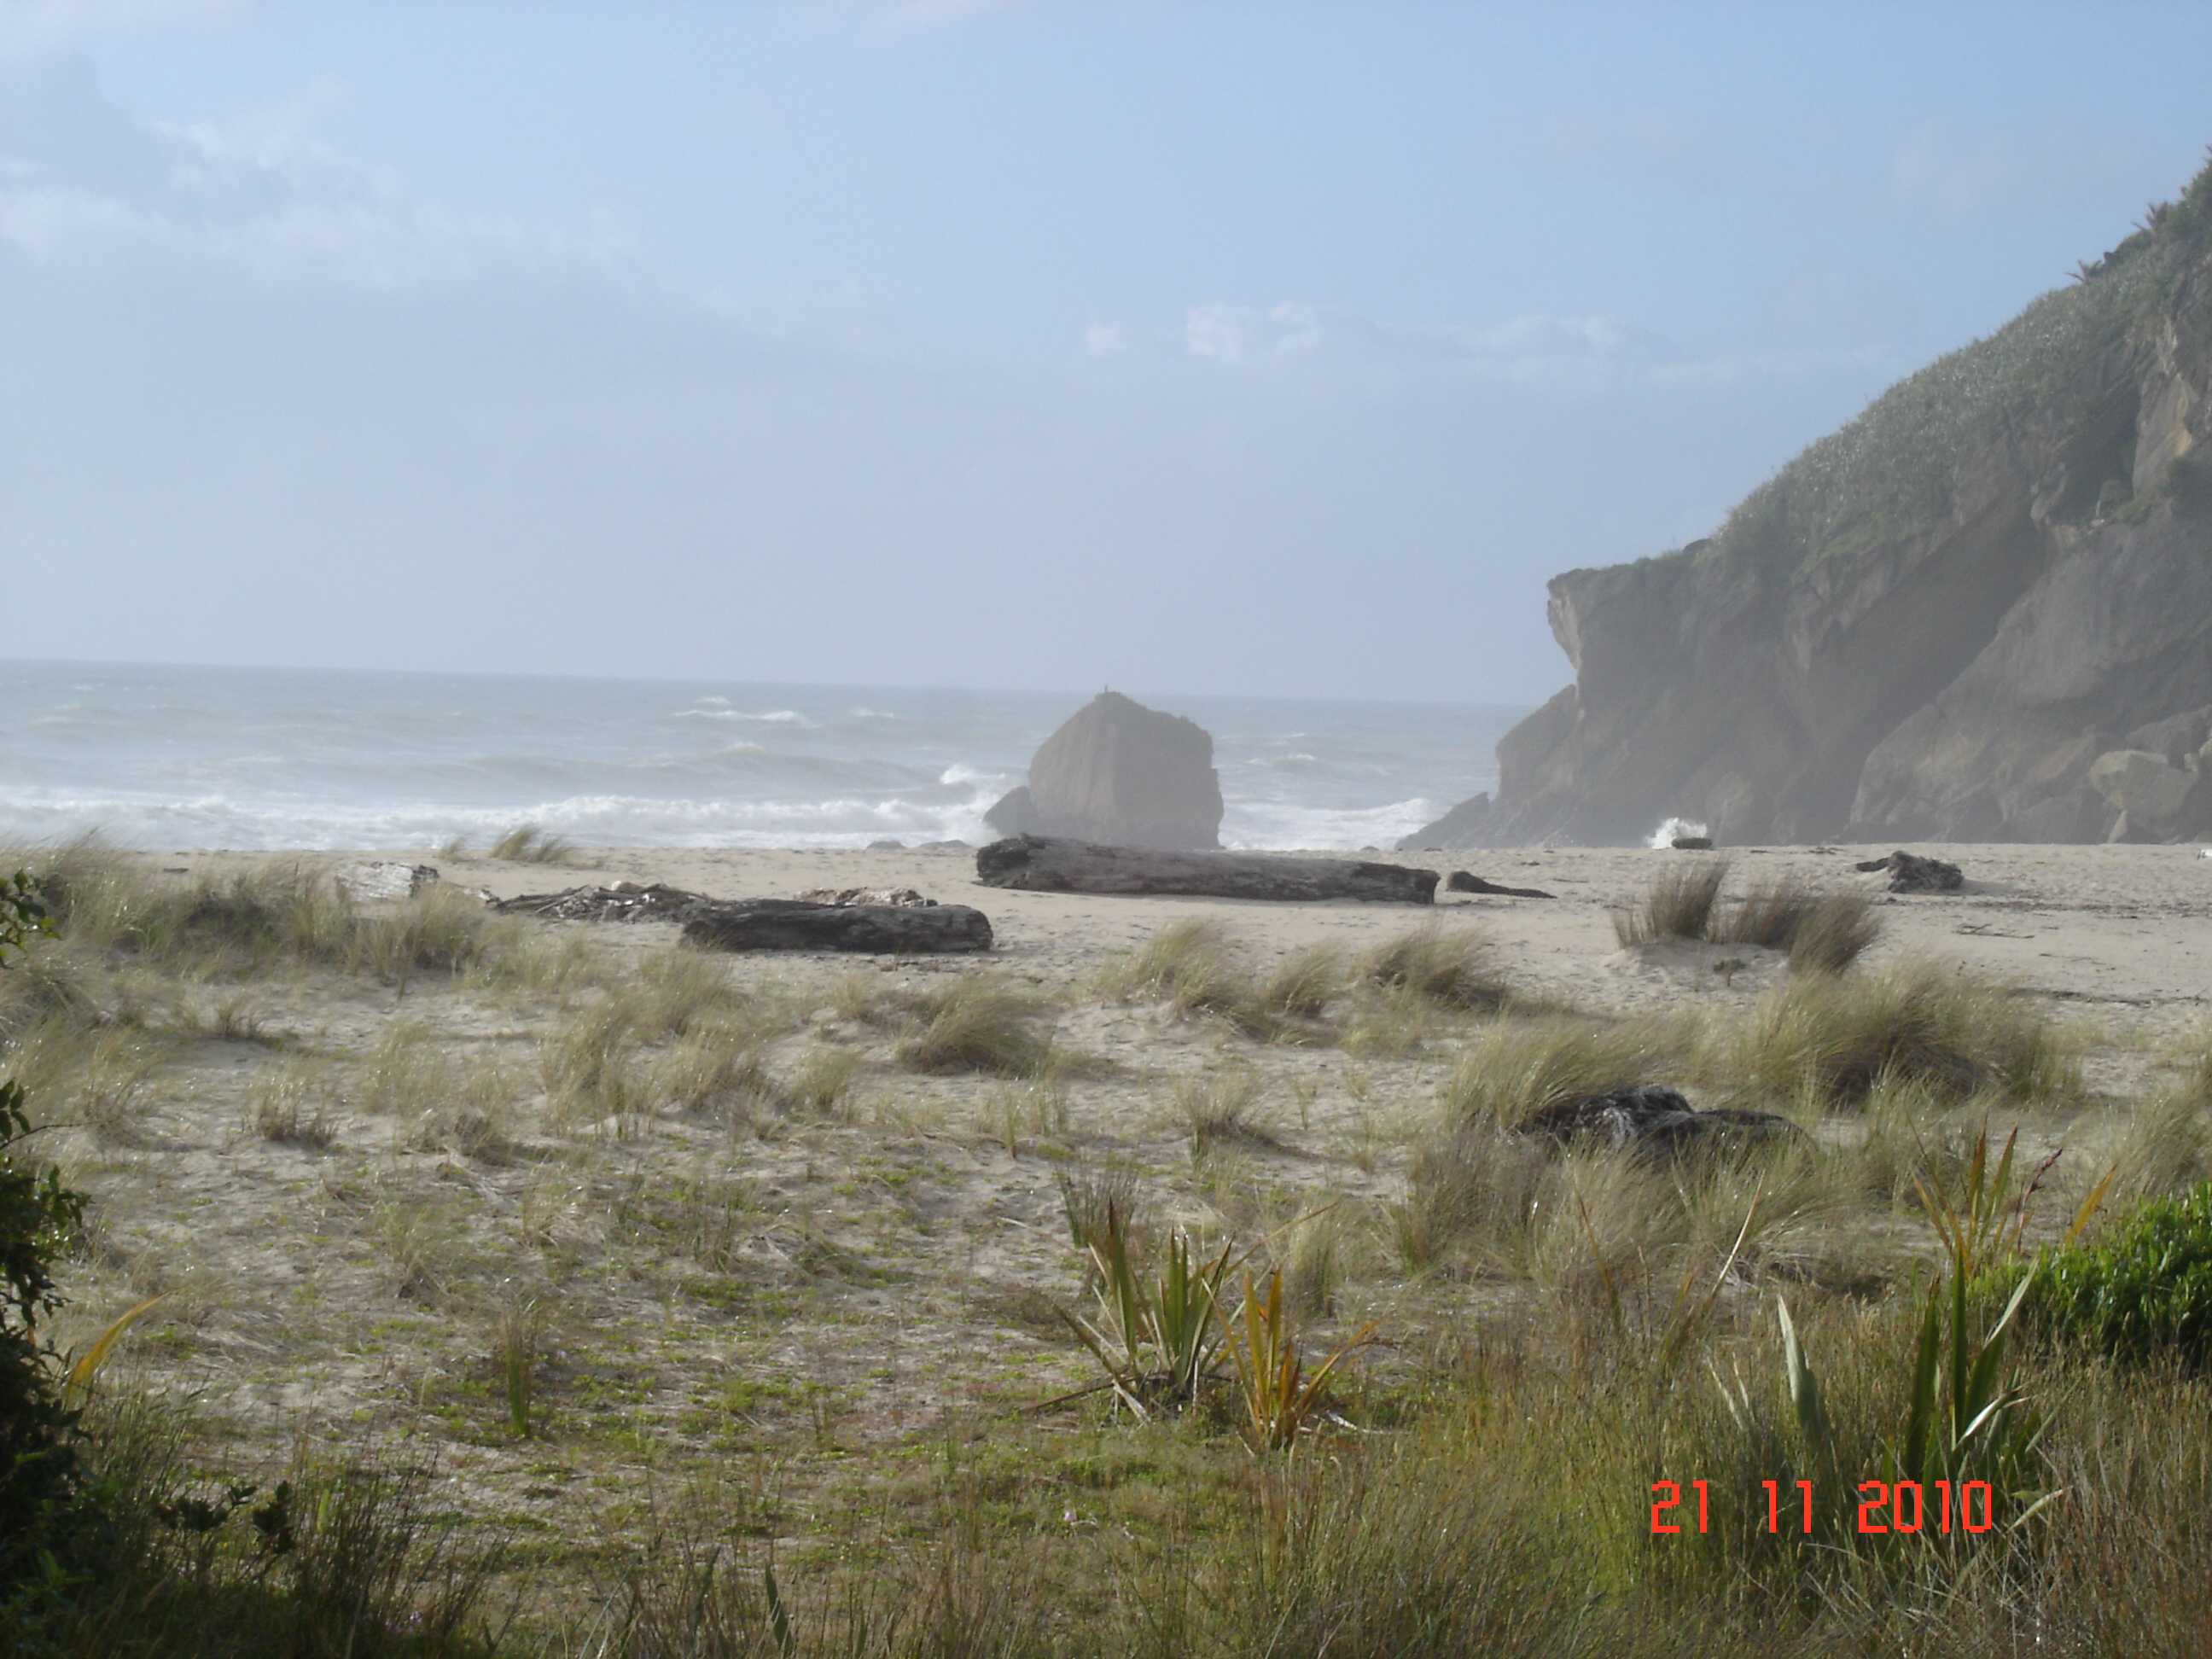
[
  {"left": 336, "top": 861, "right": 440, "bottom": 900},
  {"left": 1446, "top": 870, "right": 1554, "bottom": 899},
  {"left": 682, "top": 899, "right": 992, "bottom": 954},
  {"left": 974, "top": 835, "right": 1437, "bottom": 905},
  {"left": 795, "top": 887, "right": 936, "bottom": 907},
  {"left": 1854, "top": 851, "right": 1964, "bottom": 893},
  {"left": 1516, "top": 1084, "right": 1806, "bottom": 1161},
  {"left": 486, "top": 882, "right": 702, "bottom": 922}
]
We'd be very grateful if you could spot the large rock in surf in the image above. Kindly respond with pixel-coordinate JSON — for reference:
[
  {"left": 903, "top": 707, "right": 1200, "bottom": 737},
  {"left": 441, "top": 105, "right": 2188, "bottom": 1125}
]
[
  {"left": 986, "top": 691, "right": 1224, "bottom": 850},
  {"left": 1465, "top": 157, "right": 2212, "bottom": 847}
]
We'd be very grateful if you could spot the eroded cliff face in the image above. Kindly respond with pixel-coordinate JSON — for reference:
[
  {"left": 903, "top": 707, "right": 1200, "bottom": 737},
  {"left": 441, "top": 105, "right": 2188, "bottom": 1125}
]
[{"left": 1481, "top": 182, "right": 2212, "bottom": 847}]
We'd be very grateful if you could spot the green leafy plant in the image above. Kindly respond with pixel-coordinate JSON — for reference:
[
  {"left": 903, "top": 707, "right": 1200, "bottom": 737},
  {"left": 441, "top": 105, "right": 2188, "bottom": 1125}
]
[
  {"left": 1729, "top": 1126, "right": 2108, "bottom": 1549},
  {"left": 2016, "top": 1180, "right": 2212, "bottom": 1370},
  {"left": 1226, "top": 1267, "right": 1376, "bottom": 1454},
  {"left": 1058, "top": 1202, "right": 1231, "bottom": 1417}
]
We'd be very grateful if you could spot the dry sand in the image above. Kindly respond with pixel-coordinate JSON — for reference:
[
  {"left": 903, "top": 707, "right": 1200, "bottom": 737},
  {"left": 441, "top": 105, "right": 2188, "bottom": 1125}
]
[{"left": 168, "top": 836, "right": 2212, "bottom": 1028}]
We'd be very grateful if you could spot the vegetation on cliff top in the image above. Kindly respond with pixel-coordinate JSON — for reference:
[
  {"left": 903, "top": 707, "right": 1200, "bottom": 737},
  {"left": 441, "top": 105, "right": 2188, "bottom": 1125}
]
[{"left": 1691, "top": 152, "right": 2212, "bottom": 582}]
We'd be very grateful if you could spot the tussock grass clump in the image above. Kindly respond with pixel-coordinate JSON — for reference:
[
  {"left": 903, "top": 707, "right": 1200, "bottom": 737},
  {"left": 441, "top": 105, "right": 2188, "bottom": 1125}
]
[
  {"left": 487, "top": 824, "right": 579, "bottom": 864},
  {"left": 894, "top": 975, "right": 1054, "bottom": 1075},
  {"left": 1726, "top": 960, "right": 2078, "bottom": 1109},
  {"left": 6, "top": 1016, "right": 165, "bottom": 1144},
  {"left": 1259, "top": 944, "right": 1346, "bottom": 1020},
  {"left": 648, "top": 1019, "right": 771, "bottom": 1121},
  {"left": 1612, "top": 859, "right": 1729, "bottom": 947},
  {"left": 783, "top": 1043, "right": 862, "bottom": 1117},
  {"left": 1098, "top": 919, "right": 1277, "bottom": 1036},
  {"left": 1393, "top": 1124, "right": 1551, "bottom": 1272},
  {"left": 621, "top": 947, "right": 748, "bottom": 1039},
  {"left": 1710, "top": 876, "right": 1883, "bottom": 973},
  {"left": 1055, "top": 1156, "right": 1144, "bottom": 1257},
  {"left": 1441, "top": 1015, "right": 1692, "bottom": 1130},
  {"left": 538, "top": 1001, "right": 644, "bottom": 1123},
  {"left": 1361, "top": 926, "right": 1509, "bottom": 1012},
  {"left": 1614, "top": 864, "right": 1883, "bottom": 973},
  {"left": 1173, "top": 1067, "right": 1278, "bottom": 1157},
  {"left": 1779, "top": 890, "right": 1883, "bottom": 974},
  {"left": 349, "top": 884, "right": 496, "bottom": 987},
  {"left": 245, "top": 1058, "right": 337, "bottom": 1149}
]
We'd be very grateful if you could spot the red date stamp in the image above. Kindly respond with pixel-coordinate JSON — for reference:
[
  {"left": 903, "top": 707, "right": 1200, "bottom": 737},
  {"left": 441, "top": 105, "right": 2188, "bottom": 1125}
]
[{"left": 1650, "top": 1479, "right": 1997, "bottom": 1535}]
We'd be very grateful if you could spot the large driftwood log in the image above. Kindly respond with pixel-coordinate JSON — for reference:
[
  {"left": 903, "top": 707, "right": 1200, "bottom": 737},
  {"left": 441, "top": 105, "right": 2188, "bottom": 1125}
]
[
  {"left": 682, "top": 899, "right": 993, "bottom": 954},
  {"left": 974, "top": 835, "right": 1437, "bottom": 905}
]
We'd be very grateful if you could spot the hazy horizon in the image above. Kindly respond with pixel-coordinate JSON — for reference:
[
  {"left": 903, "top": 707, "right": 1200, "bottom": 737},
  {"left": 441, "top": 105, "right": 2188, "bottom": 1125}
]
[
  {"left": 8, "top": 3, "right": 2210, "bottom": 701},
  {"left": 0, "top": 650, "right": 1539, "bottom": 713}
]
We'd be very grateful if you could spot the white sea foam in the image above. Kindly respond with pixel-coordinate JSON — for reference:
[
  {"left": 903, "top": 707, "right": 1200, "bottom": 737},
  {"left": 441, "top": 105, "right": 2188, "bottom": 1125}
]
[
  {"left": 673, "top": 707, "right": 815, "bottom": 726},
  {"left": 2, "top": 662, "right": 1528, "bottom": 854},
  {"left": 1647, "top": 816, "right": 1710, "bottom": 849}
]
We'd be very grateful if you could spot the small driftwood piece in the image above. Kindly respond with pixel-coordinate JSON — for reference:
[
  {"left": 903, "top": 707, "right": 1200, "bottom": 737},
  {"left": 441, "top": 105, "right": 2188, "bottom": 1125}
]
[
  {"left": 1446, "top": 870, "right": 1554, "bottom": 899},
  {"left": 795, "top": 887, "right": 936, "bottom": 907},
  {"left": 974, "top": 835, "right": 1438, "bottom": 905},
  {"left": 683, "top": 899, "right": 992, "bottom": 954},
  {"left": 1853, "top": 851, "right": 1964, "bottom": 893},
  {"left": 486, "top": 882, "right": 702, "bottom": 922}
]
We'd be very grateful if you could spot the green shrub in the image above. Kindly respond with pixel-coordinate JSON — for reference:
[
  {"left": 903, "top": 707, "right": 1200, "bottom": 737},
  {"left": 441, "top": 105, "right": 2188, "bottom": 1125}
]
[
  {"left": 0, "top": 870, "right": 100, "bottom": 1603},
  {"left": 2017, "top": 1182, "right": 2212, "bottom": 1370}
]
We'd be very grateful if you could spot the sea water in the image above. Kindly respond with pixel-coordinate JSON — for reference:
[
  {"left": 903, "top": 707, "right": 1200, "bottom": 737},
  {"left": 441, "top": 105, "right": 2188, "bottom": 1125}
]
[{"left": 0, "top": 660, "right": 1525, "bottom": 853}]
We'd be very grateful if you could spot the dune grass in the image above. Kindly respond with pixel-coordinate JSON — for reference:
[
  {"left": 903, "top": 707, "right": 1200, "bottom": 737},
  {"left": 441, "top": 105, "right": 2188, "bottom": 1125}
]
[
  {"left": 1440, "top": 1013, "right": 1695, "bottom": 1130},
  {"left": 1360, "top": 925, "right": 1510, "bottom": 1012},
  {"left": 1258, "top": 943, "right": 1346, "bottom": 1020},
  {"left": 1611, "top": 859, "right": 1730, "bottom": 946},
  {"left": 487, "top": 824, "right": 580, "bottom": 865},
  {"left": 1614, "top": 863, "right": 1883, "bottom": 974},
  {"left": 1721, "top": 958, "right": 2079, "bottom": 1109},
  {"left": 1172, "top": 1066, "right": 1278, "bottom": 1158},
  {"left": 894, "top": 975, "right": 1056, "bottom": 1075}
]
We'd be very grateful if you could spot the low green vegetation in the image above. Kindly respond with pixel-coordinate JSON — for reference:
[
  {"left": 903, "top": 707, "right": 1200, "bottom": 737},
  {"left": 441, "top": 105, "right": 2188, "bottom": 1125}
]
[{"left": 2017, "top": 1180, "right": 2212, "bottom": 1370}]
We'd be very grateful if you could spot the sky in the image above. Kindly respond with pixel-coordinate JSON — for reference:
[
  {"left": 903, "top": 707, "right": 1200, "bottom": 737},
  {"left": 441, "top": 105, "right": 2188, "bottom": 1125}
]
[{"left": 3, "top": 1, "right": 2208, "bottom": 703}]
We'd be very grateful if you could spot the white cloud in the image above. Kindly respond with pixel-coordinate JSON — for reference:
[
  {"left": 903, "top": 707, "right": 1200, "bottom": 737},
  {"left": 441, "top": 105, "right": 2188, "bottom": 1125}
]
[
  {"left": 0, "top": 67, "right": 634, "bottom": 290},
  {"left": 1183, "top": 301, "right": 1323, "bottom": 364},
  {"left": 1080, "top": 300, "right": 1892, "bottom": 397}
]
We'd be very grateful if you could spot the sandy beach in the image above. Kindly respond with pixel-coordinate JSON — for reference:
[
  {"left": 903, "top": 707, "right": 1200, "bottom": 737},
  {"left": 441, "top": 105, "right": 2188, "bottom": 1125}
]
[{"left": 10, "top": 834, "right": 2212, "bottom": 1643}]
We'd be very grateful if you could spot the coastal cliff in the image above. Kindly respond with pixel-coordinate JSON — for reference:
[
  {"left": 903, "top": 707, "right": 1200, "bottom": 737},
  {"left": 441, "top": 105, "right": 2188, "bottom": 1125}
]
[{"left": 1479, "top": 158, "right": 2212, "bottom": 847}]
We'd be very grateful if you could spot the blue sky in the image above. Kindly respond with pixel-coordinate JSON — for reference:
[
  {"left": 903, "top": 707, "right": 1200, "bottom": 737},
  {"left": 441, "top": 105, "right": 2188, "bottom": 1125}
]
[{"left": 5, "top": 0, "right": 2208, "bottom": 701}]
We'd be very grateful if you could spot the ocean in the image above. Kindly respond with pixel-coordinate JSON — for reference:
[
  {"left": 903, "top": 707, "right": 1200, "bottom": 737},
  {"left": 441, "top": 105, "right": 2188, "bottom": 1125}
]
[{"left": 0, "top": 660, "right": 1526, "bottom": 854}]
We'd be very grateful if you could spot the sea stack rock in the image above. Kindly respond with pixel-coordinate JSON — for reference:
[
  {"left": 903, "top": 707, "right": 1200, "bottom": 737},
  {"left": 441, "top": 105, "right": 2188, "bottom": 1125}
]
[{"left": 985, "top": 691, "right": 1224, "bottom": 849}]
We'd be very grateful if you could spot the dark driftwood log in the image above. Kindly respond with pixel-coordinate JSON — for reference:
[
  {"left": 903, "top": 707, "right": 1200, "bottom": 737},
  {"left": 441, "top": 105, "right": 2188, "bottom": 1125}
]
[
  {"left": 682, "top": 899, "right": 992, "bottom": 954},
  {"left": 1516, "top": 1085, "right": 1807, "bottom": 1161},
  {"left": 974, "top": 835, "right": 1437, "bottom": 904},
  {"left": 1853, "top": 851, "right": 1964, "bottom": 893},
  {"left": 1446, "top": 870, "right": 1554, "bottom": 899}
]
